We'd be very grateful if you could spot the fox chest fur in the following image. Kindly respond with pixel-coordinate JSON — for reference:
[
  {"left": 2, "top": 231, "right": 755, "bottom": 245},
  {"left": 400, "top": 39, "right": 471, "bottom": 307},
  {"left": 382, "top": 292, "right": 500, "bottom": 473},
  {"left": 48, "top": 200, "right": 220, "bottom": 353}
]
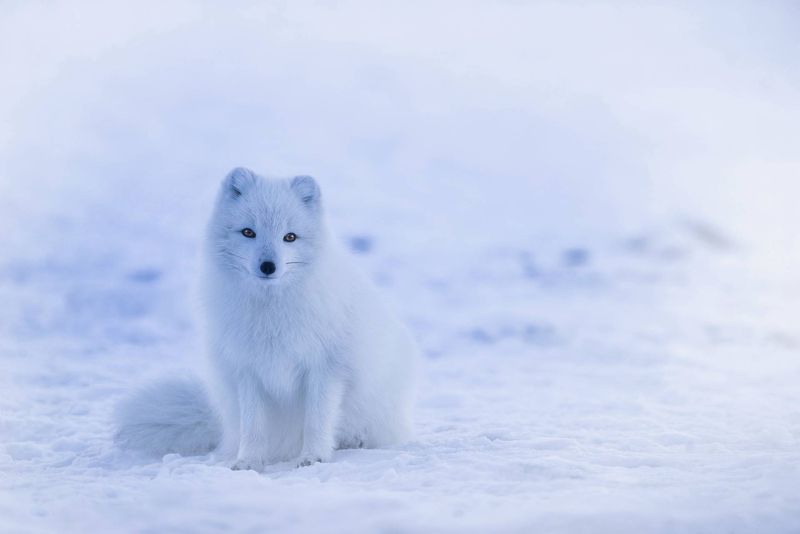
[{"left": 206, "top": 276, "right": 352, "bottom": 402}]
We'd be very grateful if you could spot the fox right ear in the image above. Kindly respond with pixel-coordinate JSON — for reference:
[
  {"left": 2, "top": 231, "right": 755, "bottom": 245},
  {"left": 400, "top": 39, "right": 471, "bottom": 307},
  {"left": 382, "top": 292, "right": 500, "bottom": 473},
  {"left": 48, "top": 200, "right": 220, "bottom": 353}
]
[
  {"left": 290, "top": 175, "right": 320, "bottom": 207},
  {"left": 222, "top": 167, "right": 257, "bottom": 198}
]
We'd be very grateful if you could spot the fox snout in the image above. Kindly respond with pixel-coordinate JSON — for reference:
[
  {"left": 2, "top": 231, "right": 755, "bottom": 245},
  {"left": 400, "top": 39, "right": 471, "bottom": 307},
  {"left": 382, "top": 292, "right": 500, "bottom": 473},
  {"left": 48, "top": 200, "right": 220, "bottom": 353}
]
[{"left": 260, "top": 261, "right": 277, "bottom": 275}]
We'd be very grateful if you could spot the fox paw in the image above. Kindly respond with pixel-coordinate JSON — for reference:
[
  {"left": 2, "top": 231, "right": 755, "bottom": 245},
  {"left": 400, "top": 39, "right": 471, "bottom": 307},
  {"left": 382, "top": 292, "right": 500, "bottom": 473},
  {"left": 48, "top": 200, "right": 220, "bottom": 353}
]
[
  {"left": 231, "top": 457, "right": 264, "bottom": 472},
  {"left": 338, "top": 436, "right": 365, "bottom": 449},
  {"left": 295, "top": 455, "right": 323, "bottom": 468}
]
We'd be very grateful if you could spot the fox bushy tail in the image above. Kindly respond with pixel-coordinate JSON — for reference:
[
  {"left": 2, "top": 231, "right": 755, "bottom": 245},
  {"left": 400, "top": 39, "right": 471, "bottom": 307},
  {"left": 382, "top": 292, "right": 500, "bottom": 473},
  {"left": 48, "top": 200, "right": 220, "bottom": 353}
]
[{"left": 114, "top": 377, "right": 222, "bottom": 457}]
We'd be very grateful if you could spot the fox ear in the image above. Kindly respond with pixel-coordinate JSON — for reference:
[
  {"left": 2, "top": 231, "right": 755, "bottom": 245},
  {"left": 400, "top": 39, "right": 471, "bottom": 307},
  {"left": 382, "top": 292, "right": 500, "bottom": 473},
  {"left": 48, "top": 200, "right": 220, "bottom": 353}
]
[
  {"left": 290, "top": 175, "right": 320, "bottom": 207},
  {"left": 222, "top": 167, "right": 257, "bottom": 198}
]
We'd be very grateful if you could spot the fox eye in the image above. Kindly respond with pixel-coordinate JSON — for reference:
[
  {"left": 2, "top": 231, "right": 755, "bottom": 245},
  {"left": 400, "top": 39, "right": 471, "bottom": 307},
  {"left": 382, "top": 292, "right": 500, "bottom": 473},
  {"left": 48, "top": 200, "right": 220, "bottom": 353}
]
[
  {"left": 283, "top": 232, "right": 297, "bottom": 242},
  {"left": 241, "top": 228, "right": 256, "bottom": 238}
]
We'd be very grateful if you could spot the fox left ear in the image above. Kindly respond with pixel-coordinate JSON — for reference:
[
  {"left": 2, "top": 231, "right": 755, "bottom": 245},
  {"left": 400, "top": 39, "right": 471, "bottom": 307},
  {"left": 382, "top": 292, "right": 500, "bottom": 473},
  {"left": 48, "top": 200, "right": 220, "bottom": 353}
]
[
  {"left": 223, "top": 167, "right": 257, "bottom": 198},
  {"left": 290, "top": 175, "right": 320, "bottom": 207}
]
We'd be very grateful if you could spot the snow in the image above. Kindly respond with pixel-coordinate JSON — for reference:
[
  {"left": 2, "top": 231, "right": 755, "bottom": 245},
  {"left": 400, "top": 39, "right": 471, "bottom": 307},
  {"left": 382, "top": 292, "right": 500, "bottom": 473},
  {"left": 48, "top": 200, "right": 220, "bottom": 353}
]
[{"left": 2, "top": 1, "right": 800, "bottom": 532}]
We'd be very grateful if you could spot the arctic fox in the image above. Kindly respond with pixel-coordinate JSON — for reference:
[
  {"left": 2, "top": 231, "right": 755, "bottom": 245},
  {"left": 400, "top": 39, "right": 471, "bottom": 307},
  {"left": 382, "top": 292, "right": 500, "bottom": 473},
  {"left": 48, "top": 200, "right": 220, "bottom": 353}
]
[{"left": 115, "top": 168, "right": 418, "bottom": 470}]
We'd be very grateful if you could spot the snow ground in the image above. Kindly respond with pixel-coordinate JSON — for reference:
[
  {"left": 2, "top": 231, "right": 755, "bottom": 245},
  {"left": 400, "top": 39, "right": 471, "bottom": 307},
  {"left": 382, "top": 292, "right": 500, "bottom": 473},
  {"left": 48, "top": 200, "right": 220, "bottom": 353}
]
[{"left": 2, "top": 1, "right": 800, "bottom": 532}]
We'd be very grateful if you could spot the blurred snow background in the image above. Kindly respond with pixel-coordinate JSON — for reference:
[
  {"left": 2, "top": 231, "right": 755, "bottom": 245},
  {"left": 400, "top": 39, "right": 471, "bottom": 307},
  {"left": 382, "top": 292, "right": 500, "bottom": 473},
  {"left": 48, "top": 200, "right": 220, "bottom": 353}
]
[{"left": 1, "top": 1, "right": 799, "bottom": 532}]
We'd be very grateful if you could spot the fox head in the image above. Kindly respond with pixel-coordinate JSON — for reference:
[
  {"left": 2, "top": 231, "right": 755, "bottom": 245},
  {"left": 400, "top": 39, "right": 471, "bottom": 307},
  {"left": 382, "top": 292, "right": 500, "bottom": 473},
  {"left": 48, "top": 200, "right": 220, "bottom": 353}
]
[{"left": 207, "top": 167, "right": 326, "bottom": 285}]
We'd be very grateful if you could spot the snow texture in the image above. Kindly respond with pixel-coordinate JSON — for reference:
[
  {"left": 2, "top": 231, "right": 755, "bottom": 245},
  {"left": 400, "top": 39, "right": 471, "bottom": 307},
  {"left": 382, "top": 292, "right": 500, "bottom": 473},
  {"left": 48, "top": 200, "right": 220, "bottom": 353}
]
[{"left": 1, "top": 1, "right": 800, "bottom": 532}]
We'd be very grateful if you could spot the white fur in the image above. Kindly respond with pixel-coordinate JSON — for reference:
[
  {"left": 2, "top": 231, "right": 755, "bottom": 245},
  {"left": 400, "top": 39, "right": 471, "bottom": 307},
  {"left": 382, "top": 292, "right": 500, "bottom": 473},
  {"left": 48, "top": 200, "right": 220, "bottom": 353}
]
[
  {"left": 114, "top": 168, "right": 418, "bottom": 470},
  {"left": 113, "top": 377, "right": 221, "bottom": 457}
]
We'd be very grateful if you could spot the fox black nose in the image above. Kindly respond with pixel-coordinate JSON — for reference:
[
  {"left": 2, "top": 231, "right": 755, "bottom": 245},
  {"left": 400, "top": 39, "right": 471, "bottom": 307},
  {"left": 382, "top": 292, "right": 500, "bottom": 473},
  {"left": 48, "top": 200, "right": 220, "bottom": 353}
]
[{"left": 260, "top": 261, "right": 276, "bottom": 275}]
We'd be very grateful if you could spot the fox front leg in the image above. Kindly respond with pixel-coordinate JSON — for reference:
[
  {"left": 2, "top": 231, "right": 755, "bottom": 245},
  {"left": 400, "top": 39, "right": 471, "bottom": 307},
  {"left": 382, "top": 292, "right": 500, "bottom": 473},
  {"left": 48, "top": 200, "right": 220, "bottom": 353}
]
[
  {"left": 296, "top": 371, "right": 344, "bottom": 467},
  {"left": 230, "top": 377, "right": 270, "bottom": 472}
]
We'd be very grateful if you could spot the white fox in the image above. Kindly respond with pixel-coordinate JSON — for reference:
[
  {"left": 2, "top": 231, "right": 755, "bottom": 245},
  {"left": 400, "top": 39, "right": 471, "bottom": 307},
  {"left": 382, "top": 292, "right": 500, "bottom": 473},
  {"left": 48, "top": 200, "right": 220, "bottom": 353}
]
[{"left": 114, "top": 168, "right": 418, "bottom": 470}]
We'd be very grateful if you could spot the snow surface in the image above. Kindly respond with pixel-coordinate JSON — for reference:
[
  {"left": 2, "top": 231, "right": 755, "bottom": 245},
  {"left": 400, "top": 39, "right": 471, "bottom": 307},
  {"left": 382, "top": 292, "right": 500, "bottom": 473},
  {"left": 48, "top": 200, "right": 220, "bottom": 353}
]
[{"left": 2, "top": 1, "right": 800, "bottom": 532}]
